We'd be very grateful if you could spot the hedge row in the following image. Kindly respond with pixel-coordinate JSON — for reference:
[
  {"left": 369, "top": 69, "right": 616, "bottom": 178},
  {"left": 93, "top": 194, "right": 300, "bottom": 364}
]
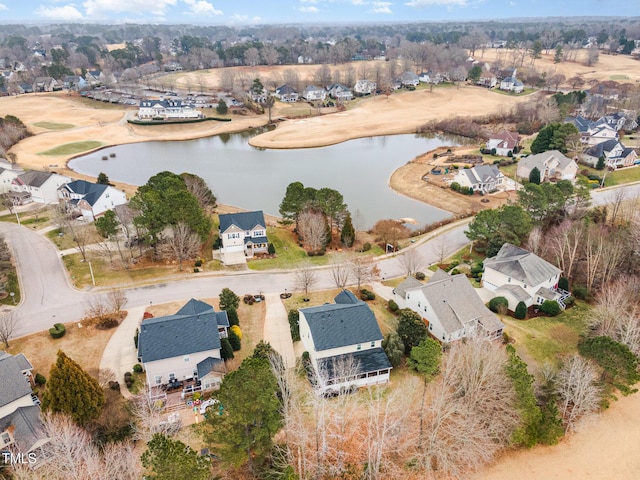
[
  {"left": 49, "top": 323, "right": 66, "bottom": 339},
  {"left": 127, "top": 117, "right": 231, "bottom": 126}
]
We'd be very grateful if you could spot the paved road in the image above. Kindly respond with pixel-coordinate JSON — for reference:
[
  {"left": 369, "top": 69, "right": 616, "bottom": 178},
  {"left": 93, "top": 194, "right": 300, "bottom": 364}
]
[{"left": 3, "top": 217, "right": 471, "bottom": 338}]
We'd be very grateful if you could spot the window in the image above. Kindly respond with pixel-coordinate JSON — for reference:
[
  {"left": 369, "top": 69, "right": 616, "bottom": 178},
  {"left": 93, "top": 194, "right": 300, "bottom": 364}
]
[
  {"left": 169, "top": 373, "right": 176, "bottom": 381},
  {"left": 183, "top": 355, "right": 190, "bottom": 362},
  {"left": 370, "top": 341, "right": 375, "bottom": 348},
  {"left": 508, "top": 277, "right": 511, "bottom": 282},
  {"left": 155, "top": 375, "right": 162, "bottom": 385},
  {"left": 357, "top": 344, "right": 361, "bottom": 351}
]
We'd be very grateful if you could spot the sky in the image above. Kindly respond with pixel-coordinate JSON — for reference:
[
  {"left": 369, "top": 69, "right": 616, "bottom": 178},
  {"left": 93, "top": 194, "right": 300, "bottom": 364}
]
[{"left": 0, "top": 0, "right": 632, "bottom": 26}]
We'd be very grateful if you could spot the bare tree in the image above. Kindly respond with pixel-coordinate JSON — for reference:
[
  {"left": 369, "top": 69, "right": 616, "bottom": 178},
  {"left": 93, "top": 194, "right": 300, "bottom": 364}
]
[
  {"left": 159, "top": 222, "right": 201, "bottom": 271},
  {"left": 130, "top": 392, "right": 182, "bottom": 443},
  {"left": 329, "top": 255, "right": 350, "bottom": 289},
  {"left": 84, "top": 295, "right": 109, "bottom": 322},
  {"left": 398, "top": 248, "right": 423, "bottom": 277},
  {"left": 526, "top": 225, "right": 545, "bottom": 256},
  {"left": 107, "top": 289, "right": 128, "bottom": 314},
  {"left": 298, "top": 208, "right": 328, "bottom": 253},
  {"left": 556, "top": 355, "right": 602, "bottom": 433},
  {"left": 219, "top": 69, "right": 236, "bottom": 91},
  {"left": 349, "top": 255, "right": 379, "bottom": 291},
  {"left": 181, "top": 174, "right": 216, "bottom": 214},
  {"left": 295, "top": 262, "right": 317, "bottom": 299},
  {"left": 0, "top": 309, "right": 18, "bottom": 348},
  {"left": 547, "top": 219, "right": 583, "bottom": 281}
]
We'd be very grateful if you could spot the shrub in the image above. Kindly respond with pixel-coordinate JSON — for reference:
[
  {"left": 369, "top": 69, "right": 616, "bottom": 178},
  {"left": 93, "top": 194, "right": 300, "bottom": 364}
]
[
  {"left": 360, "top": 289, "right": 376, "bottom": 301},
  {"left": 539, "top": 300, "right": 561, "bottom": 317},
  {"left": 450, "top": 268, "right": 461, "bottom": 275},
  {"left": 388, "top": 299, "right": 399, "bottom": 313},
  {"left": 134, "top": 328, "right": 139, "bottom": 348},
  {"left": 470, "top": 263, "right": 484, "bottom": 277},
  {"left": 564, "top": 296, "right": 575, "bottom": 307},
  {"left": 268, "top": 243, "right": 276, "bottom": 255},
  {"left": 226, "top": 308, "right": 239, "bottom": 326},
  {"left": 230, "top": 325, "right": 242, "bottom": 340},
  {"left": 243, "top": 294, "right": 255, "bottom": 305},
  {"left": 489, "top": 296, "right": 509, "bottom": 313},
  {"left": 460, "top": 186, "right": 470, "bottom": 195},
  {"left": 49, "top": 323, "right": 66, "bottom": 339},
  {"left": 289, "top": 310, "right": 300, "bottom": 341},
  {"left": 558, "top": 276, "right": 569, "bottom": 291},
  {"left": 194, "top": 259, "right": 202, "bottom": 267},
  {"left": 361, "top": 242, "right": 371, "bottom": 252},
  {"left": 97, "top": 318, "right": 119, "bottom": 329},
  {"left": 34, "top": 373, "right": 46, "bottom": 386},
  {"left": 415, "top": 271, "right": 426, "bottom": 280},
  {"left": 133, "top": 364, "right": 143, "bottom": 373},
  {"left": 228, "top": 329, "right": 241, "bottom": 351},
  {"left": 124, "top": 372, "right": 133, "bottom": 381},
  {"left": 450, "top": 182, "right": 461, "bottom": 192},
  {"left": 108, "top": 381, "right": 120, "bottom": 391},
  {"left": 514, "top": 301, "right": 527, "bottom": 319},
  {"left": 572, "top": 285, "right": 588, "bottom": 300}
]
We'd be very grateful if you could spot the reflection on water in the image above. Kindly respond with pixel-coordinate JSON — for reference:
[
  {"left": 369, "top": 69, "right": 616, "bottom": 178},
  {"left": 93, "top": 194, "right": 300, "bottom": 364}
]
[{"left": 69, "top": 131, "right": 460, "bottom": 229}]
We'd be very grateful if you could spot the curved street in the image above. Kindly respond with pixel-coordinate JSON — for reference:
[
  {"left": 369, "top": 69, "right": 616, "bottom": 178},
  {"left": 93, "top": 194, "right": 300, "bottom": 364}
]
[{"left": 2, "top": 218, "right": 470, "bottom": 338}]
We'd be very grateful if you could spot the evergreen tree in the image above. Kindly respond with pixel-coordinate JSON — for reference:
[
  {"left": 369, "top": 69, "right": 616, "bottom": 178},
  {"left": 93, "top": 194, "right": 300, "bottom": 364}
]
[
  {"left": 340, "top": 213, "right": 355, "bottom": 247},
  {"left": 226, "top": 308, "right": 239, "bottom": 327},
  {"left": 95, "top": 210, "right": 119, "bottom": 238},
  {"left": 228, "top": 329, "right": 241, "bottom": 351},
  {"left": 141, "top": 433, "right": 210, "bottom": 480},
  {"left": 515, "top": 301, "right": 528, "bottom": 320},
  {"left": 203, "top": 357, "right": 282, "bottom": 471},
  {"left": 220, "top": 337, "right": 234, "bottom": 360},
  {"left": 407, "top": 338, "right": 442, "bottom": 380},
  {"left": 216, "top": 99, "right": 228, "bottom": 115},
  {"left": 529, "top": 166, "right": 541, "bottom": 185},
  {"left": 219, "top": 287, "right": 240, "bottom": 311},
  {"left": 554, "top": 45, "right": 563, "bottom": 63},
  {"left": 382, "top": 332, "right": 405, "bottom": 367},
  {"left": 96, "top": 172, "right": 110, "bottom": 185},
  {"left": 596, "top": 155, "right": 606, "bottom": 171},
  {"left": 42, "top": 351, "right": 105, "bottom": 426},
  {"left": 397, "top": 309, "right": 428, "bottom": 354}
]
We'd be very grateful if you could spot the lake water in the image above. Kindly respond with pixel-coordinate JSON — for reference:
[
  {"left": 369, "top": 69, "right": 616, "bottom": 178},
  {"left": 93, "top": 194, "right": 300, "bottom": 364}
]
[{"left": 69, "top": 130, "right": 459, "bottom": 229}]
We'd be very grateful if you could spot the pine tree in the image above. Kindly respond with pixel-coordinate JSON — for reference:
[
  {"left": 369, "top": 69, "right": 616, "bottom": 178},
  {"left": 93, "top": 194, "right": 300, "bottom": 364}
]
[
  {"left": 219, "top": 287, "right": 240, "bottom": 311},
  {"left": 42, "top": 351, "right": 105, "bottom": 426},
  {"left": 340, "top": 213, "right": 355, "bottom": 247},
  {"left": 529, "top": 166, "right": 541, "bottom": 185},
  {"left": 220, "top": 337, "right": 234, "bottom": 360},
  {"left": 142, "top": 433, "right": 210, "bottom": 480},
  {"left": 228, "top": 329, "right": 241, "bottom": 351},
  {"left": 596, "top": 155, "right": 606, "bottom": 171}
]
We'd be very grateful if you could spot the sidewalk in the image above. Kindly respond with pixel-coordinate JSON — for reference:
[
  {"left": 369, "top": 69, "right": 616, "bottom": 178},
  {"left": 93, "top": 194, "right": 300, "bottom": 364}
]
[
  {"left": 99, "top": 305, "right": 145, "bottom": 398},
  {"left": 263, "top": 293, "right": 296, "bottom": 369}
]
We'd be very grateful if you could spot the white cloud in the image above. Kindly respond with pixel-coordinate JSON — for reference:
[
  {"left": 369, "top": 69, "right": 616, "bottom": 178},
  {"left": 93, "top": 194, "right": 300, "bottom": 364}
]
[
  {"left": 83, "top": 0, "right": 177, "bottom": 17},
  {"left": 0, "top": 3, "right": 7, "bottom": 11},
  {"left": 35, "top": 5, "right": 84, "bottom": 20},
  {"left": 300, "top": 0, "right": 319, "bottom": 3},
  {"left": 297, "top": 5, "right": 319, "bottom": 12},
  {"left": 183, "top": 0, "right": 222, "bottom": 15},
  {"left": 229, "top": 13, "right": 262, "bottom": 24},
  {"left": 406, "top": 0, "right": 468, "bottom": 6},
  {"left": 371, "top": 1, "right": 392, "bottom": 13}
]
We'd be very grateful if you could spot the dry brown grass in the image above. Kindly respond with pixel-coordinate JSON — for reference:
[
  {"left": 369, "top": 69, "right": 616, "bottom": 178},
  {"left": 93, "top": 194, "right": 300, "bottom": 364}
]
[{"left": 2, "top": 320, "right": 118, "bottom": 379}]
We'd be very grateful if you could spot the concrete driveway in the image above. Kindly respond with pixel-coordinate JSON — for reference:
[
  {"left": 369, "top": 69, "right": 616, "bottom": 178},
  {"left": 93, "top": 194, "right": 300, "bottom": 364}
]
[{"left": 262, "top": 293, "right": 296, "bottom": 369}]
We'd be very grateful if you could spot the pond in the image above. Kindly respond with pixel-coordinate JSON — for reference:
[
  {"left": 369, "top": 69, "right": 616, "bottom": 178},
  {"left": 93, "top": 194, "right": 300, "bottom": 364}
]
[{"left": 69, "top": 130, "right": 461, "bottom": 229}]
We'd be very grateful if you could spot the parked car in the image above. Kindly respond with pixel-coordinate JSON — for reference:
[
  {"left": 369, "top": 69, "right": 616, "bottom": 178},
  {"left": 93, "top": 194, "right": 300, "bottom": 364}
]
[{"left": 199, "top": 398, "right": 219, "bottom": 414}]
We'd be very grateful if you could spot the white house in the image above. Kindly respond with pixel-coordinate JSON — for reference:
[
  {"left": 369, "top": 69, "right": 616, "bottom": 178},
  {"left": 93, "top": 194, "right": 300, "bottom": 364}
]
[
  {"left": 137, "top": 298, "right": 229, "bottom": 390},
  {"left": 326, "top": 83, "right": 353, "bottom": 101},
  {"left": 453, "top": 164, "right": 504, "bottom": 193},
  {"left": 483, "top": 243, "right": 569, "bottom": 310},
  {"left": 398, "top": 71, "right": 420, "bottom": 87},
  {"left": 486, "top": 130, "right": 520, "bottom": 156},
  {"left": 32, "top": 77, "right": 58, "bottom": 92},
  {"left": 499, "top": 69, "right": 524, "bottom": 93},
  {"left": 218, "top": 211, "right": 268, "bottom": 265},
  {"left": 138, "top": 99, "right": 202, "bottom": 120},
  {"left": 392, "top": 270, "right": 504, "bottom": 343},
  {"left": 274, "top": 84, "right": 299, "bottom": 103},
  {"left": 516, "top": 150, "right": 578, "bottom": 183},
  {"left": 299, "top": 290, "right": 392, "bottom": 394},
  {"left": 353, "top": 79, "right": 376, "bottom": 95},
  {"left": 302, "top": 85, "right": 326, "bottom": 102},
  {"left": 583, "top": 139, "right": 638, "bottom": 168},
  {"left": 0, "top": 352, "right": 48, "bottom": 455},
  {"left": 0, "top": 161, "right": 24, "bottom": 194},
  {"left": 58, "top": 179, "right": 128, "bottom": 222},
  {"left": 11, "top": 171, "right": 72, "bottom": 204}
]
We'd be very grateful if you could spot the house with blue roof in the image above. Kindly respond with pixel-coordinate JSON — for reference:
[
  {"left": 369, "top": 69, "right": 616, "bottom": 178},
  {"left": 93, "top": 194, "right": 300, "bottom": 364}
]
[
  {"left": 218, "top": 210, "right": 269, "bottom": 265},
  {"left": 137, "top": 298, "right": 229, "bottom": 391},
  {"left": 58, "top": 179, "right": 127, "bottom": 222},
  {"left": 299, "top": 290, "right": 392, "bottom": 394}
]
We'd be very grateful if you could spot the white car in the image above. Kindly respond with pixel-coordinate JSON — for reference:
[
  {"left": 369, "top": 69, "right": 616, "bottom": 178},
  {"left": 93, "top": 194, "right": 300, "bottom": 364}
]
[{"left": 199, "top": 399, "right": 219, "bottom": 414}]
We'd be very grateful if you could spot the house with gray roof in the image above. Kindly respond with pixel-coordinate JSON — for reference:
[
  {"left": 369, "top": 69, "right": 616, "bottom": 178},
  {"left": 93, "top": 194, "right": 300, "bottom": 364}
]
[
  {"left": 0, "top": 352, "right": 48, "bottom": 454},
  {"left": 138, "top": 99, "right": 202, "bottom": 120},
  {"left": 516, "top": 150, "right": 578, "bottom": 183},
  {"left": 453, "top": 164, "right": 504, "bottom": 193},
  {"left": 299, "top": 290, "right": 392, "bottom": 394},
  {"left": 483, "top": 243, "right": 569, "bottom": 310},
  {"left": 58, "top": 179, "right": 127, "bottom": 222},
  {"left": 11, "top": 171, "right": 71, "bottom": 204},
  {"left": 393, "top": 270, "right": 504, "bottom": 343},
  {"left": 274, "top": 84, "right": 299, "bottom": 103},
  {"left": 499, "top": 69, "right": 524, "bottom": 93},
  {"left": 137, "top": 298, "right": 229, "bottom": 390},
  {"left": 218, "top": 211, "right": 268, "bottom": 265},
  {"left": 583, "top": 139, "right": 638, "bottom": 168}
]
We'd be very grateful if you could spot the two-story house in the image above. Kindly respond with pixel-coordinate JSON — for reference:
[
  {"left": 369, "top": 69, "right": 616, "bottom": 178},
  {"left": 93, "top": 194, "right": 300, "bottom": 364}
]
[
  {"left": 486, "top": 130, "right": 520, "bottom": 156},
  {"left": 393, "top": 270, "right": 504, "bottom": 343},
  {"left": 218, "top": 211, "right": 268, "bottom": 265},
  {"left": 0, "top": 352, "right": 48, "bottom": 455},
  {"left": 299, "top": 290, "right": 392, "bottom": 394},
  {"left": 137, "top": 298, "right": 229, "bottom": 390},
  {"left": 326, "top": 83, "right": 353, "bottom": 101},
  {"left": 11, "top": 171, "right": 72, "bottom": 204},
  {"left": 353, "top": 79, "right": 376, "bottom": 96},
  {"left": 482, "top": 243, "right": 569, "bottom": 310},
  {"left": 583, "top": 139, "right": 638, "bottom": 168},
  {"left": 301, "top": 85, "right": 326, "bottom": 102},
  {"left": 138, "top": 99, "right": 202, "bottom": 120},
  {"left": 58, "top": 179, "right": 127, "bottom": 222},
  {"left": 274, "top": 84, "right": 299, "bottom": 103}
]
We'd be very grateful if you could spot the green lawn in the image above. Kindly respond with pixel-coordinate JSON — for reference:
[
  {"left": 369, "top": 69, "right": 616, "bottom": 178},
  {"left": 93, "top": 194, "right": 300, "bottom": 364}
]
[
  {"left": 491, "top": 87, "right": 536, "bottom": 97},
  {"left": 604, "top": 165, "right": 640, "bottom": 187},
  {"left": 247, "top": 227, "right": 329, "bottom": 270},
  {"left": 33, "top": 121, "right": 75, "bottom": 130},
  {"left": 501, "top": 301, "right": 591, "bottom": 367},
  {"left": 39, "top": 141, "right": 104, "bottom": 156}
]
